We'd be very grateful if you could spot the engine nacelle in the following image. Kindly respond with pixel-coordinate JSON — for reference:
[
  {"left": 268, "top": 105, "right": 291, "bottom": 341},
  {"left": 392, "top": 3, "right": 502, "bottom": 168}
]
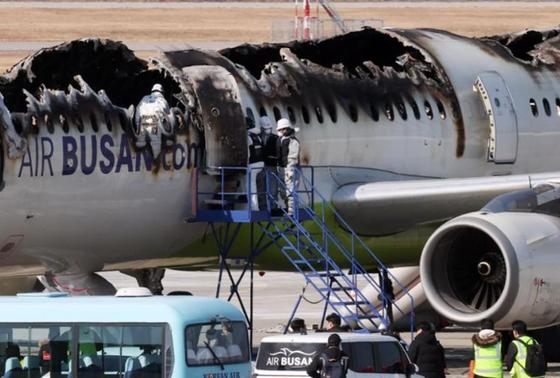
[{"left": 420, "top": 211, "right": 560, "bottom": 330}]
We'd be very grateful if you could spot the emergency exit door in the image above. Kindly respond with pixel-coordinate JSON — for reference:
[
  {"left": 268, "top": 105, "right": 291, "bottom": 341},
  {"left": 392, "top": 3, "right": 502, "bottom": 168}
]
[
  {"left": 183, "top": 65, "right": 247, "bottom": 168},
  {"left": 474, "top": 71, "right": 518, "bottom": 164}
]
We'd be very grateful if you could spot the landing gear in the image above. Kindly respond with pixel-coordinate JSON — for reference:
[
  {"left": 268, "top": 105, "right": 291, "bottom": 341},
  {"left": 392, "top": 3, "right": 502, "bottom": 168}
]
[{"left": 121, "top": 268, "right": 166, "bottom": 295}]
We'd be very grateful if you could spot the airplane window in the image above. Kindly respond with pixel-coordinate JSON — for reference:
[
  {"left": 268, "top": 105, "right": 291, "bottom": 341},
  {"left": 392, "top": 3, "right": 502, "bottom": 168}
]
[
  {"left": 259, "top": 106, "right": 268, "bottom": 117},
  {"left": 408, "top": 99, "right": 420, "bottom": 120},
  {"left": 90, "top": 113, "right": 99, "bottom": 132},
  {"left": 395, "top": 99, "right": 407, "bottom": 121},
  {"left": 370, "top": 102, "right": 379, "bottom": 122},
  {"left": 246, "top": 107, "right": 255, "bottom": 123},
  {"left": 287, "top": 106, "right": 296, "bottom": 124},
  {"left": 543, "top": 98, "right": 551, "bottom": 116},
  {"left": 315, "top": 106, "right": 324, "bottom": 124},
  {"left": 436, "top": 100, "right": 446, "bottom": 120},
  {"left": 105, "top": 113, "right": 113, "bottom": 132},
  {"left": 384, "top": 103, "right": 394, "bottom": 121},
  {"left": 556, "top": 98, "right": 560, "bottom": 116},
  {"left": 301, "top": 106, "right": 310, "bottom": 124},
  {"left": 326, "top": 103, "right": 337, "bottom": 123},
  {"left": 76, "top": 116, "right": 84, "bottom": 133},
  {"left": 494, "top": 98, "right": 501, "bottom": 108},
  {"left": 349, "top": 103, "right": 358, "bottom": 122},
  {"left": 424, "top": 100, "right": 434, "bottom": 120},
  {"left": 273, "top": 106, "right": 282, "bottom": 121},
  {"left": 530, "top": 98, "right": 539, "bottom": 117},
  {"left": 46, "top": 115, "right": 54, "bottom": 134},
  {"left": 61, "top": 117, "right": 69, "bottom": 133}
]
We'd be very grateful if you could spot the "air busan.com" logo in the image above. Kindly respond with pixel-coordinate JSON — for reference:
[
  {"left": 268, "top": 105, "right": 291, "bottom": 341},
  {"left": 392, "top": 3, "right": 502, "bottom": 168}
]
[{"left": 266, "top": 348, "right": 317, "bottom": 367}]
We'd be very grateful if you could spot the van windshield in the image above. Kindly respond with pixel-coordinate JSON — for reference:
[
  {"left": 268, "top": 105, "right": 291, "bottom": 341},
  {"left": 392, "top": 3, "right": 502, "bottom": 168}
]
[{"left": 185, "top": 321, "right": 249, "bottom": 366}]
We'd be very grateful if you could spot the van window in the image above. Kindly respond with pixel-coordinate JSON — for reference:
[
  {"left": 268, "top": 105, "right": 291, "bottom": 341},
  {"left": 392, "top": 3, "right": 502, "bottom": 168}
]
[
  {"left": 346, "top": 342, "right": 375, "bottom": 373},
  {"left": 256, "top": 342, "right": 324, "bottom": 370},
  {"left": 375, "top": 342, "right": 407, "bottom": 374},
  {"left": 186, "top": 321, "right": 248, "bottom": 366},
  {"left": 77, "top": 324, "right": 165, "bottom": 378}
]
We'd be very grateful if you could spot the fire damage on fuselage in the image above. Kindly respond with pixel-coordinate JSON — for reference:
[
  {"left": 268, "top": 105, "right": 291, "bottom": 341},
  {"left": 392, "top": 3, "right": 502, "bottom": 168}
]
[
  {"left": 1, "top": 27, "right": 560, "bottom": 183},
  {"left": 481, "top": 28, "right": 560, "bottom": 65},
  {"left": 0, "top": 39, "right": 201, "bottom": 181}
]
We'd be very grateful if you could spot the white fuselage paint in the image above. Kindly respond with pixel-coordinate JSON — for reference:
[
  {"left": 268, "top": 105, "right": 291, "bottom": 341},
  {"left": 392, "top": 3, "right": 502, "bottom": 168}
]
[{"left": 1, "top": 29, "right": 559, "bottom": 276}]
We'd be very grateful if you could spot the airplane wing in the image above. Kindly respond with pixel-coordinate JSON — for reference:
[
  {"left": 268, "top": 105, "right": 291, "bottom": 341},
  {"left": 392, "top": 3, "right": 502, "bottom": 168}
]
[{"left": 332, "top": 171, "right": 560, "bottom": 236}]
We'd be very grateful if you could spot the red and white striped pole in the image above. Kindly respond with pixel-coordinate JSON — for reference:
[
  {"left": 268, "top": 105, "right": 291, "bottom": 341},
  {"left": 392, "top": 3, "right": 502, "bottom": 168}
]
[{"left": 303, "top": 0, "right": 311, "bottom": 40}]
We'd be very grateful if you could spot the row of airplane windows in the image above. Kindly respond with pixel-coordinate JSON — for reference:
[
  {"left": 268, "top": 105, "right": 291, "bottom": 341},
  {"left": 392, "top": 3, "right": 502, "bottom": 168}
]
[
  {"left": 529, "top": 97, "right": 560, "bottom": 117},
  {"left": 250, "top": 97, "right": 448, "bottom": 126},
  {"left": 19, "top": 112, "right": 130, "bottom": 135}
]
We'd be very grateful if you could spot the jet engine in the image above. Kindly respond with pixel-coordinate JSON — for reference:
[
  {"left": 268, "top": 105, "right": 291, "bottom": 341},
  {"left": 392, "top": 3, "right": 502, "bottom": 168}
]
[{"left": 420, "top": 184, "right": 560, "bottom": 329}]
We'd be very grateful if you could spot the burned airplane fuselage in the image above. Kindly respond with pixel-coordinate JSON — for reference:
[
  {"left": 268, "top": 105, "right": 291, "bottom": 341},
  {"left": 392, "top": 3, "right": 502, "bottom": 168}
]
[{"left": 0, "top": 28, "right": 559, "bottom": 292}]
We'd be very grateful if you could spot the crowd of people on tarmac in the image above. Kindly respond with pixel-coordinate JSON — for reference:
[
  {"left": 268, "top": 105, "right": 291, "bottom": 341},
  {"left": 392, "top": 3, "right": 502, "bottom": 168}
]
[
  {"left": 291, "top": 313, "right": 546, "bottom": 378},
  {"left": 246, "top": 116, "right": 300, "bottom": 215}
]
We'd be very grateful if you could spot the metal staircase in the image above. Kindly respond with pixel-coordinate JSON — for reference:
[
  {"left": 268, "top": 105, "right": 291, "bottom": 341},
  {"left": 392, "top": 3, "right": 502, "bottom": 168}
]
[{"left": 189, "top": 166, "right": 414, "bottom": 334}]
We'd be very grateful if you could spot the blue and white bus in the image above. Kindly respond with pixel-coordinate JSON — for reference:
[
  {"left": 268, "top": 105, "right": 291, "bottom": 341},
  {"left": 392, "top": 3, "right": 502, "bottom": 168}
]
[{"left": 0, "top": 289, "right": 251, "bottom": 378}]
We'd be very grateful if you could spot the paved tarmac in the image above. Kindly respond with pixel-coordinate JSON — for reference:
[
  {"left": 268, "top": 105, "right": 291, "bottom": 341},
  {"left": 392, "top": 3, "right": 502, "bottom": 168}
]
[{"left": 99, "top": 269, "right": 560, "bottom": 377}]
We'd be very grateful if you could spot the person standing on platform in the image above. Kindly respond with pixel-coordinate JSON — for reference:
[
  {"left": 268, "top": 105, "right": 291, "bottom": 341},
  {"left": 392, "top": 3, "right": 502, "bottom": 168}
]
[
  {"left": 259, "top": 115, "right": 279, "bottom": 210},
  {"left": 276, "top": 118, "right": 300, "bottom": 216},
  {"left": 247, "top": 117, "right": 264, "bottom": 210}
]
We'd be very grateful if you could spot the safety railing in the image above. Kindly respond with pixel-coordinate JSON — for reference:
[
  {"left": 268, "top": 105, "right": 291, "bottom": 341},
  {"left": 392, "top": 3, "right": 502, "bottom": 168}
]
[{"left": 190, "top": 166, "right": 314, "bottom": 223}]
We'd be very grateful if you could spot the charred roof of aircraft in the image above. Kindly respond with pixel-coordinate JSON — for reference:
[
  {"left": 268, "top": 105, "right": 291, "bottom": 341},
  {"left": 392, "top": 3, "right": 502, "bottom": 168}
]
[
  {"left": 220, "top": 29, "right": 428, "bottom": 79},
  {"left": 218, "top": 28, "right": 464, "bottom": 157},
  {"left": 480, "top": 28, "right": 560, "bottom": 65},
  {"left": 0, "top": 38, "right": 181, "bottom": 113}
]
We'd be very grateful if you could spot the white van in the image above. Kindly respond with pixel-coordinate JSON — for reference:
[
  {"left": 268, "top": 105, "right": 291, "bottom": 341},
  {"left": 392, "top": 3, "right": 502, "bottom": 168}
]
[{"left": 254, "top": 333, "right": 423, "bottom": 378}]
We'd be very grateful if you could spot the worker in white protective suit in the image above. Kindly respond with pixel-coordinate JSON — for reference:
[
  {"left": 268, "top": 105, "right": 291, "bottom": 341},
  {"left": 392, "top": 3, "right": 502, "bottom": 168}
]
[
  {"left": 134, "top": 83, "right": 175, "bottom": 158},
  {"left": 247, "top": 117, "right": 264, "bottom": 210},
  {"left": 276, "top": 118, "right": 300, "bottom": 216}
]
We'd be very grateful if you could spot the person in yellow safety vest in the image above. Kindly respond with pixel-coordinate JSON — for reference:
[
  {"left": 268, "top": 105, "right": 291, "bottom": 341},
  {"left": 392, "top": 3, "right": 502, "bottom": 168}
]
[
  {"left": 505, "top": 320, "right": 544, "bottom": 378},
  {"left": 472, "top": 318, "right": 502, "bottom": 378}
]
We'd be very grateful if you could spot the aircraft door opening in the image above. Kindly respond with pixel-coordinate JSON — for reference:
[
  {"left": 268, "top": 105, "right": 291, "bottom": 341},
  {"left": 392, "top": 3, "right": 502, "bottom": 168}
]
[
  {"left": 183, "top": 65, "right": 247, "bottom": 169},
  {"left": 474, "top": 71, "right": 518, "bottom": 164}
]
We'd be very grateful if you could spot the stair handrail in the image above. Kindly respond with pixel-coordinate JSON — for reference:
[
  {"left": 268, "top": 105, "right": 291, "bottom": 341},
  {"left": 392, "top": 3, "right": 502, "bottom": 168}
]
[
  {"left": 292, "top": 167, "right": 416, "bottom": 305},
  {"left": 260, "top": 221, "right": 384, "bottom": 330},
  {"left": 267, "top": 168, "right": 415, "bottom": 328}
]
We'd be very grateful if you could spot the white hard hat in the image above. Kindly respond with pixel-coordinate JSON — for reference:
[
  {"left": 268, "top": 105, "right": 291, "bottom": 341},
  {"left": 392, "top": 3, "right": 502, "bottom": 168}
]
[
  {"left": 276, "top": 118, "right": 292, "bottom": 131},
  {"left": 260, "top": 116, "right": 273, "bottom": 129},
  {"left": 151, "top": 83, "right": 164, "bottom": 93}
]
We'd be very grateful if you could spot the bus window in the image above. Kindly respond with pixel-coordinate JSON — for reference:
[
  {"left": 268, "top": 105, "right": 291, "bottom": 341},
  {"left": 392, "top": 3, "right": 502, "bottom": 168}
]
[
  {"left": 0, "top": 325, "right": 72, "bottom": 378},
  {"left": 186, "top": 321, "right": 249, "bottom": 366},
  {"left": 78, "top": 325, "right": 165, "bottom": 378}
]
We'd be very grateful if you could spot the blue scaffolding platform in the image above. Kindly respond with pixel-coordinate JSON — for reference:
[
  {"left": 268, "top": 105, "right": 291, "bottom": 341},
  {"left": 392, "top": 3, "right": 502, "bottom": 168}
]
[{"left": 188, "top": 166, "right": 414, "bottom": 344}]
